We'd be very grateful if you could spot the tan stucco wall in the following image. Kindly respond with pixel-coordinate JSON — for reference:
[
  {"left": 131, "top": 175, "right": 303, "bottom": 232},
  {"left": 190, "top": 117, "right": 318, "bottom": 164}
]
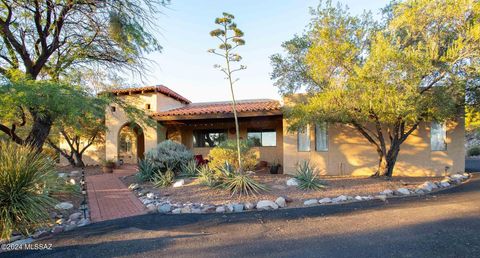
[
  {"left": 282, "top": 118, "right": 465, "bottom": 177},
  {"left": 59, "top": 139, "right": 105, "bottom": 166},
  {"left": 165, "top": 117, "right": 284, "bottom": 171}
]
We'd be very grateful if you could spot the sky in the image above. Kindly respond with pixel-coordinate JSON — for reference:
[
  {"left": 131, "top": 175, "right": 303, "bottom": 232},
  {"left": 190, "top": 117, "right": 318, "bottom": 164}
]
[{"left": 132, "top": 0, "right": 387, "bottom": 103}]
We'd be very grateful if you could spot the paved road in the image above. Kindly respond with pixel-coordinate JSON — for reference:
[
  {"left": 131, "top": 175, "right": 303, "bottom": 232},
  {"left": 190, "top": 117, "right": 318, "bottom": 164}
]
[{"left": 5, "top": 174, "right": 480, "bottom": 258}]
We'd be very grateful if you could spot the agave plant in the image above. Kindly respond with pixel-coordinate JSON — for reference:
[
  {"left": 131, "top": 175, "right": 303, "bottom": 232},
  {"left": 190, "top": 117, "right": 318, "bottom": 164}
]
[
  {"left": 153, "top": 169, "right": 175, "bottom": 188},
  {"left": 136, "top": 158, "right": 156, "bottom": 182},
  {"left": 219, "top": 162, "right": 268, "bottom": 196},
  {"left": 181, "top": 159, "right": 198, "bottom": 178},
  {"left": 196, "top": 165, "right": 221, "bottom": 188},
  {"left": 0, "top": 141, "right": 63, "bottom": 240},
  {"left": 294, "top": 160, "right": 327, "bottom": 191}
]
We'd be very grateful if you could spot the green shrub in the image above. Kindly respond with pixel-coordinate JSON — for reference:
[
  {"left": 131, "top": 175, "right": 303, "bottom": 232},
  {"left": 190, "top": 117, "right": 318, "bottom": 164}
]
[
  {"left": 218, "top": 162, "right": 268, "bottom": 196},
  {"left": 181, "top": 159, "right": 198, "bottom": 178},
  {"left": 136, "top": 158, "right": 156, "bottom": 182},
  {"left": 153, "top": 169, "right": 175, "bottom": 188},
  {"left": 208, "top": 139, "right": 258, "bottom": 171},
  {"left": 294, "top": 160, "right": 327, "bottom": 191},
  {"left": 468, "top": 146, "right": 480, "bottom": 157},
  {"left": 0, "top": 141, "right": 64, "bottom": 240},
  {"left": 197, "top": 165, "right": 222, "bottom": 187},
  {"left": 145, "top": 140, "right": 193, "bottom": 175}
]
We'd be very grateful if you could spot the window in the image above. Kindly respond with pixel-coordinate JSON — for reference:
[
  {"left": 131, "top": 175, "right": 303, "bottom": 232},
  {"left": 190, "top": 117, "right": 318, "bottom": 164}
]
[
  {"left": 145, "top": 104, "right": 151, "bottom": 110},
  {"left": 431, "top": 122, "right": 447, "bottom": 151},
  {"left": 315, "top": 122, "right": 328, "bottom": 151},
  {"left": 297, "top": 125, "right": 311, "bottom": 152},
  {"left": 193, "top": 130, "right": 227, "bottom": 147},
  {"left": 247, "top": 129, "right": 276, "bottom": 147},
  {"left": 111, "top": 106, "right": 116, "bottom": 112}
]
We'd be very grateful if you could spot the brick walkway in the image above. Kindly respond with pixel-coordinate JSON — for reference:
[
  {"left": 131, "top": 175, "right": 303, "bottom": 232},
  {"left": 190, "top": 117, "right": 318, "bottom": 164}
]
[{"left": 86, "top": 165, "right": 145, "bottom": 222}]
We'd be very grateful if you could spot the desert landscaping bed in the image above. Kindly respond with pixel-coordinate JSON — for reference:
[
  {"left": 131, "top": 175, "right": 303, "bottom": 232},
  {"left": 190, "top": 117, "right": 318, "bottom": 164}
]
[{"left": 121, "top": 171, "right": 471, "bottom": 214}]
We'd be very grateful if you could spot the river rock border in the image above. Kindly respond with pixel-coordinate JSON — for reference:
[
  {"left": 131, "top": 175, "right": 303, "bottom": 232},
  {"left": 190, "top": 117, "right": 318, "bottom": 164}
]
[{"left": 128, "top": 173, "right": 471, "bottom": 215}]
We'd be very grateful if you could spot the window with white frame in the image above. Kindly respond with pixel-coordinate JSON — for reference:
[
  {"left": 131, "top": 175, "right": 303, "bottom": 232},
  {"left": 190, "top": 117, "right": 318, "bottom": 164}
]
[
  {"left": 297, "top": 125, "right": 311, "bottom": 152},
  {"left": 315, "top": 122, "right": 328, "bottom": 151},
  {"left": 431, "top": 122, "right": 446, "bottom": 151}
]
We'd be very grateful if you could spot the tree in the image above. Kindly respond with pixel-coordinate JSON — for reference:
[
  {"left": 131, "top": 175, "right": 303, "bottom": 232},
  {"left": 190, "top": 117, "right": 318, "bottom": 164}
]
[
  {"left": 208, "top": 12, "right": 246, "bottom": 172},
  {"left": 272, "top": 0, "right": 479, "bottom": 177},
  {"left": 0, "top": 0, "right": 167, "bottom": 149}
]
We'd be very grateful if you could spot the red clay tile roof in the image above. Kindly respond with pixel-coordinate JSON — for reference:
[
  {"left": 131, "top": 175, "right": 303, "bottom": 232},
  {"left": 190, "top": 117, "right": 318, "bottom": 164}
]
[
  {"left": 153, "top": 99, "right": 282, "bottom": 119},
  {"left": 109, "top": 85, "right": 191, "bottom": 104}
]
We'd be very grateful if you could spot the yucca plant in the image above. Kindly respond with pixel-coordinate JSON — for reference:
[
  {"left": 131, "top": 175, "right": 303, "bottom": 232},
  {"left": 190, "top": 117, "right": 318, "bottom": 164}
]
[
  {"left": 196, "top": 165, "right": 221, "bottom": 188},
  {"left": 181, "top": 159, "right": 198, "bottom": 178},
  {"left": 0, "top": 141, "right": 63, "bottom": 240},
  {"left": 294, "top": 160, "right": 327, "bottom": 191},
  {"left": 219, "top": 162, "right": 268, "bottom": 196},
  {"left": 137, "top": 158, "right": 156, "bottom": 182},
  {"left": 153, "top": 169, "right": 175, "bottom": 188}
]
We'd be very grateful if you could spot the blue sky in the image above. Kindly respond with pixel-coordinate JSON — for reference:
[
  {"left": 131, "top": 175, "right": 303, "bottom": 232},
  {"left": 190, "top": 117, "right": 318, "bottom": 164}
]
[{"left": 134, "top": 0, "right": 387, "bottom": 103}]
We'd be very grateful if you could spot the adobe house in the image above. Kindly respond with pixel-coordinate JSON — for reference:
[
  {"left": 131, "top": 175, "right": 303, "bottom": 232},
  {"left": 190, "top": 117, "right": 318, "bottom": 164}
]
[{"left": 62, "top": 85, "right": 465, "bottom": 176}]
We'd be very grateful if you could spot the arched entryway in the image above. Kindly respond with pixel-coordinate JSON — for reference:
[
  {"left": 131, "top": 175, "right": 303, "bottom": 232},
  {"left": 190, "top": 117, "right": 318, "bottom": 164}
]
[{"left": 118, "top": 122, "right": 145, "bottom": 164}]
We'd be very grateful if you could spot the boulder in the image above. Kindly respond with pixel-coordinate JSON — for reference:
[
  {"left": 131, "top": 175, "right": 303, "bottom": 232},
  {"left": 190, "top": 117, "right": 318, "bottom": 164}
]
[
  {"left": 180, "top": 206, "right": 191, "bottom": 213},
  {"left": 158, "top": 204, "right": 172, "bottom": 214},
  {"left": 244, "top": 202, "right": 256, "bottom": 210},
  {"left": 51, "top": 225, "right": 64, "bottom": 234},
  {"left": 275, "top": 197, "right": 287, "bottom": 208},
  {"left": 415, "top": 189, "right": 425, "bottom": 195},
  {"left": 68, "top": 178, "right": 76, "bottom": 185},
  {"left": 440, "top": 181, "right": 450, "bottom": 188},
  {"left": 318, "top": 198, "right": 332, "bottom": 204},
  {"left": 191, "top": 208, "right": 203, "bottom": 214},
  {"left": 354, "top": 196, "right": 363, "bottom": 201},
  {"left": 286, "top": 178, "right": 299, "bottom": 186},
  {"left": 172, "top": 208, "right": 182, "bottom": 214},
  {"left": 375, "top": 195, "right": 387, "bottom": 202},
  {"left": 201, "top": 205, "right": 217, "bottom": 213},
  {"left": 418, "top": 181, "right": 436, "bottom": 192},
  {"left": 70, "top": 170, "right": 81, "bottom": 177},
  {"left": 303, "top": 199, "right": 318, "bottom": 206},
  {"left": 233, "top": 203, "right": 244, "bottom": 212},
  {"left": 146, "top": 204, "right": 157, "bottom": 213},
  {"left": 146, "top": 192, "right": 155, "bottom": 199},
  {"left": 64, "top": 223, "right": 77, "bottom": 232},
  {"left": 77, "top": 218, "right": 90, "bottom": 227},
  {"left": 173, "top": 179, "right": 185, "bottom": 188},
  {"left": 380, "top": 189, "right": 394, "bottom": 196},
  {"left": 332, "top": 195, "right": 348, "bottom": 203},
  {"left": 396, "top": 188, "right": 411, "bottom": 195},
  {"left": 55, "top": 202, "right": 73, "bottom": 210},
  {"left": 69, "top": 212, "right": 82, "bottom": 221},
  {"left": 451, "top": 174, "right": 466, "bottom": 181},
  {"left": 256, "top": 200, "right": 279, "bottom": 210},
  {"left": 215, "top": 206, "right": 226, "bottom": 213}
]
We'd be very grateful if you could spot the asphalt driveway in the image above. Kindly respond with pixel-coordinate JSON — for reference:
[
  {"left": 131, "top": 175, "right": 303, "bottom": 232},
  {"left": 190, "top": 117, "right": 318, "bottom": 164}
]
[{"left": 4, "top": 174, "right": 480, "bottom": 258}]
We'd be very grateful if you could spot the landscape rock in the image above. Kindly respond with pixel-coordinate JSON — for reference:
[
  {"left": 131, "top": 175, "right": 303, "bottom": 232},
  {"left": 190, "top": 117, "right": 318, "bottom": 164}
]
[
  {"left": 354, "top": 196, "right": 363, "bottom": 201},
  {"left": 201, "top": 205, "right": 216, "bottom": 213},
  {"left": 233, "top": 203, "right": 244, "bottom": 212},
  {"left": 55, "top": 202, "right": 73, "bottom": 210},
  {"left": 375, "top": 195, "right": 387, "bottom": 202},
  {"left": 440, "top": 181, "right": 451, "bottom": 188},
  {"left": 286, "top": 178, "right": 299, "bottom": 186},
  {"left": 303, "top": 199, "right": 318, "bottom": 206},
  {"left": 68, "top": 178, "right": 76, "bottom": 185},
  {"left": 415, "top": 189, "right": 425, "bottom": 195},
  {"left": 244, "top": 202, "right": 256, "bottom": 210},
  {"left": 451, "top": 174, "right": 467, "bottom": 181},
  {"left": 318, "top": 198, "right": 332, "bottom": 204},
  {"left": 70, "top": 170, "right": 80, "bottom": 177},
  {"left": 418, "top": 181, "right": 436, "bottom": 192},
  {"left": 128, "top": 183, "right": 139, "bottom": 190},
  {"left": 10, "top": 237, "right": 34, "bottom": 246},
  {"left": 77, "top": 218, "right": 90, "bottom": 227},
  {"left": 64, "top": 223, "right": 77, "bottom": 232},
  {"left": 215, "top": 206, "right": 226, "bottom": 213},
  {"left": 146, "top": 204, "right": 157, "bottom": 213},
  {"left": 146, "top": 192, "right": 155, "bottom": 199},
  {"left": 380, "top": 189, "right": 394, "bottom": 196},
  {"left": 51, "top": 225, "right": 64, "bottom": 234},
  {"left": 275, "top": 197, "right": 287, "bottom": 208},
  {"left": 191, "top": 208, "right": 203, "bottom": 214},
  {"left": 332, "top": 195, "right": 348, "bottom": 203},
  {"left": 283, "top": 196, "right": 293, "bottom": 203},
  {"left": 173, "top": 179, "right": 185, "bottom": 188},
  {"left": 396, "top": 188, "right": 411, "bottom": 195},
  {"left": 172, "top": 208, "right": 182, "bottom": 214},
  {"left": 180, "top": 206, "right": 191, "bottom": 213},
  {"left": 158, "top": 204, "right": 172, "bottom": 213},
  {"left": 256, "top": 200, "right": 279, "bottom": 210},
  {"left": 226, "top": 204, "right": 234, "bottom": 213},
  {"left": 32, "top": 230, "right": 50, "bottom": 239},
  {"left": 69, "top": 212, "right": 82, "bottom": 221},
  {"left": 58, "top": 173, "right": 67, "bottom": 178}
]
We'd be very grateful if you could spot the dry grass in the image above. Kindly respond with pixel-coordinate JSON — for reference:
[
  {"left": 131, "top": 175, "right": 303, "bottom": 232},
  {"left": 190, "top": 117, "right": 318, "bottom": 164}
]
[{"left": 122, "top": 173, "right": 442, "bottom": 208}]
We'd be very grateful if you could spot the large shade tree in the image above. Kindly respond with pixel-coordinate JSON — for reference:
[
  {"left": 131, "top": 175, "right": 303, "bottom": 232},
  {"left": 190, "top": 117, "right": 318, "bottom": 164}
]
[
  {"left": 0, "top": 0, "right": 167, "bottom": 149},
  {"left": 271, "top": 0, "right": 480, "bottom": 177}
]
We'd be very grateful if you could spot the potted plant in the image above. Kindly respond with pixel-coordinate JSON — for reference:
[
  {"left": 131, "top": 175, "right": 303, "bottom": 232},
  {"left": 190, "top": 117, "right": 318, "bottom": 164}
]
[
  {"left": 102, "top": 159, "right": 116, "bottom": 173},
  {"left": 269, "top": 159, "right": 281, "bottom": 174}
]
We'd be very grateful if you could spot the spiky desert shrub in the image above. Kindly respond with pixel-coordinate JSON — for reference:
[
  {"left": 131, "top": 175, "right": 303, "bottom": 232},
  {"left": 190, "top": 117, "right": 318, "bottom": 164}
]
[
  {"left": 153, "top": 169, "right": 175, "bottom": 188},
  {"left": 294, "top": 160, "right": 327, "bottom": 191},
  {"left": 219, "top": 162, "right": 268, "bottom": 196},
  {"left": 136, "top": 158, "right": 156, "bottom": 181},
  {"left": 145, "top": 140, "right": 193, "bottom": 175},
  {"left": 181, "top": 159, "right": 198, "bottom": 178},
  {"left": 197, "top": 165, "right": 222, "bottom": 187},
  {"left": 0, "top": 141, "right": 64, "bottom": 240},
  {"left": 208, "top": 139, "right": 258, "bottom": 171}
]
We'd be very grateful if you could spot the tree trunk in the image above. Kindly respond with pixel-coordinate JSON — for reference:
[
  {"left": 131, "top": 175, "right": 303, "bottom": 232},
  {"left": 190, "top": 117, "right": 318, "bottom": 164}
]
[
  {"left": 376, "top": 144, "right": 401, "bottom": 178},
  {"left": 74, "top": 152, "right": 85, "bottom": 167},
  {"left": 25, "top": 112, "right": 53, "bottom": 150}
]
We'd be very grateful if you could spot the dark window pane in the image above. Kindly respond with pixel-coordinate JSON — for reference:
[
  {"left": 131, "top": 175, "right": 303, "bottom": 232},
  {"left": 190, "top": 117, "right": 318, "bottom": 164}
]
[
  {"left": 193, "top": 130, "right": 227, "bottom": 147},
  {"left": 247, "top": 132, "right": 262, "bottom": 146},
  {"left": 247, "top": 129, "right": 276, "bottom": 147}
]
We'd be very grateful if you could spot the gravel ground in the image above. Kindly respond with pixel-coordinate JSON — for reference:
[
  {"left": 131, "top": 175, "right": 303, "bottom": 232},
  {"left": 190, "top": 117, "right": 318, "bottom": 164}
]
[{"left": 122, "top": 173, "right": 441, "bottom": 207}]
